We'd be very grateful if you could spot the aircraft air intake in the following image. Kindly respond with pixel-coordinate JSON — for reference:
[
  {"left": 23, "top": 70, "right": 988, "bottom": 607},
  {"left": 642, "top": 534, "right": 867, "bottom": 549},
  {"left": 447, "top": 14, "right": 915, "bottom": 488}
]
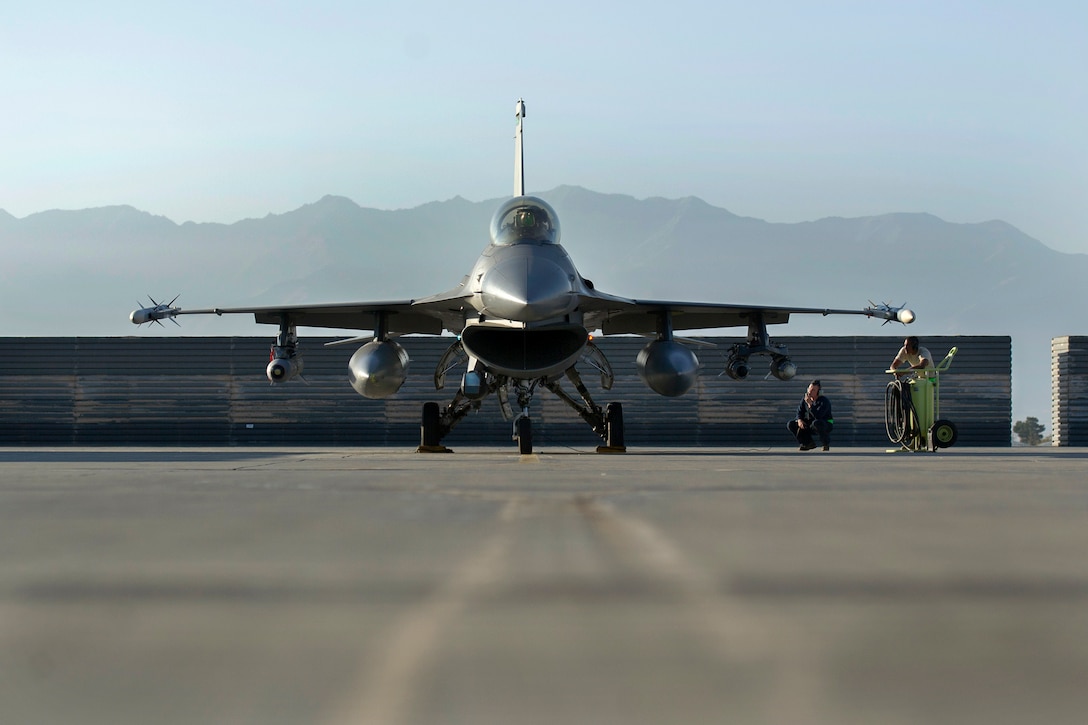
[{"left": 460, "top": 324, "right": 588, "bottom": 378}]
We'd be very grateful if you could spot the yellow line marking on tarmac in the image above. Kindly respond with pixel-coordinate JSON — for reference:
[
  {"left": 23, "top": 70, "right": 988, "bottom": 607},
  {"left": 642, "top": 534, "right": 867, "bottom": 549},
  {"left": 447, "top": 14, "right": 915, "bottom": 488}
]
[
  {"left": 580, "top": 498, "right": 824, "bottom": 722},
  {"left": 323, "top": 499, "right": 521, "bottom": 725}
]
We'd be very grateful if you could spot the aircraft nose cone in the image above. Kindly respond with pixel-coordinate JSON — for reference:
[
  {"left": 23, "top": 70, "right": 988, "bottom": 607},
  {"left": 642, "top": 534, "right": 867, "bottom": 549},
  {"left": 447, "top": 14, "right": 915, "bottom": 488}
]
[{"left": 480, "top": 256, "right": 575, "bottom": 322}]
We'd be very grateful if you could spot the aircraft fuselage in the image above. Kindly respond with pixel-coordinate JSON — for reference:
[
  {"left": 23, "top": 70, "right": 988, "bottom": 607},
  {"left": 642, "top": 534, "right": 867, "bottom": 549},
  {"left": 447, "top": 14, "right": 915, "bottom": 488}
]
[{"left": 458, "top": 195, "right": 592, "bottom": 379}]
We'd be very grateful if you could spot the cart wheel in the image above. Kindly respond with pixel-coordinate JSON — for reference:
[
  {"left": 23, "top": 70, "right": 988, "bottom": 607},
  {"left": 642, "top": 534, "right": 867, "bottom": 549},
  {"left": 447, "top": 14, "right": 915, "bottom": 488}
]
[{"left": 931, "top": 419, "right": 958, "bottom": 448}]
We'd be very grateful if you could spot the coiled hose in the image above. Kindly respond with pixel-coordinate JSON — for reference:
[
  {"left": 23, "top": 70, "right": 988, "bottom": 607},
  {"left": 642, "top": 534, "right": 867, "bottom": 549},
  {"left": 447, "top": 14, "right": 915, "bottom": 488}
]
[{"left": 885, "top": 378, "right": 918, "bottom": 444}]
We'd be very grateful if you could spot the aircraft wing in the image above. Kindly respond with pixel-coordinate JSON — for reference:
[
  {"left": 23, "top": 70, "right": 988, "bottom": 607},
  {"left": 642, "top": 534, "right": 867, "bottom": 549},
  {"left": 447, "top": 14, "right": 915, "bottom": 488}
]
[
  {"left": 134, "top": 289, "right": 909, "bottom": 337},
  {"left": 579, "top": 294, "right": 912, "bottom": 335},
  {"left": 131, "top": 295, "right": 473, "bottom": 335}
]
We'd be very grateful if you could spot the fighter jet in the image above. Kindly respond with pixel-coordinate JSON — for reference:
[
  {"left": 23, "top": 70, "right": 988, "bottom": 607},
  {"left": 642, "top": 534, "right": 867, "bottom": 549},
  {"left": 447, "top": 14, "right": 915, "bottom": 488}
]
[{"left": 131, "top": 99, "right": 914, "bottom": 454}]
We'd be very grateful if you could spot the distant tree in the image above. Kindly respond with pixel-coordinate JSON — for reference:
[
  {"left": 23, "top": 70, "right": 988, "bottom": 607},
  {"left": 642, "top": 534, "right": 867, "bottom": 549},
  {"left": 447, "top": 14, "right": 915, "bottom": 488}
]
[{"left": 1014, "top": 416, "right": 1045, "bottom": 445}]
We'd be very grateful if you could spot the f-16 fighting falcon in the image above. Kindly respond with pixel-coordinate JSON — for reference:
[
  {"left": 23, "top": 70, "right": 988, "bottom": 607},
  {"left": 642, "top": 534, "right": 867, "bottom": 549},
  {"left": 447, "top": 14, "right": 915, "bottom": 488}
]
[{"left": 131, "top": 100, "right": 914, "bottom": 454}]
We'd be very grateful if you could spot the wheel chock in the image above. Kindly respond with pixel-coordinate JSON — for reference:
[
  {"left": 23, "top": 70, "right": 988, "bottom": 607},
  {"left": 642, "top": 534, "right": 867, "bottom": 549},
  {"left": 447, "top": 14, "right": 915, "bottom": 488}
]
[
  {"left": 416, "top": 445, "right": 453, "bottom": 453},
  {"left": 595, "top": 445, "right": 627, "bottom": 453}
]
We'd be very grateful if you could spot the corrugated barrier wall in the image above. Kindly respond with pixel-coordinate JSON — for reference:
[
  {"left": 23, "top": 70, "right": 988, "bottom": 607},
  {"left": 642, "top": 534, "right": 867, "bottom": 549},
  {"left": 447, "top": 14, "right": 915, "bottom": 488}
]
[{"left": 0, "top": 335, "right": 1011, "bottom": 448}]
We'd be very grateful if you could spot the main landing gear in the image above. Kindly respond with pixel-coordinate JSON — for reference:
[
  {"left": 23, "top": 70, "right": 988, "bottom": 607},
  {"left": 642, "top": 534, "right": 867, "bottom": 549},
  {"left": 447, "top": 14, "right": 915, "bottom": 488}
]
[{"left": 418, "top": 341, "right": 625, "bottom": 455}]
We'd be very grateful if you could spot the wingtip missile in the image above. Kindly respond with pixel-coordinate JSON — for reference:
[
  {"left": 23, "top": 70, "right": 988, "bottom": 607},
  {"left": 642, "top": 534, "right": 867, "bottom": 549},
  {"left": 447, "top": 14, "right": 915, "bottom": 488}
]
[
  {"left": 864, "top": 301, "right": 915, "bottom": 325},
  {"left": 130, "top": 296, "right": 182, "bottom": 326}
]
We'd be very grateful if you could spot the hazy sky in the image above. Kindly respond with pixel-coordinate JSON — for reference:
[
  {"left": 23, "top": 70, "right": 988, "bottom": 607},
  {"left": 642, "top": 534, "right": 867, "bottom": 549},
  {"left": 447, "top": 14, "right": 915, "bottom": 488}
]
[{"left": 3, "top": 1, "right": 1086, "bottom": 253}]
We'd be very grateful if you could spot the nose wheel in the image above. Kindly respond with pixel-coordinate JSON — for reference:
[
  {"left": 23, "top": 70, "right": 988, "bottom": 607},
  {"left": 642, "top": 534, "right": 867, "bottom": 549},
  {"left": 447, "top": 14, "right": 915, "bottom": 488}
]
[{"left": 515, "top": 415, "right": 533, "bottom": 454}]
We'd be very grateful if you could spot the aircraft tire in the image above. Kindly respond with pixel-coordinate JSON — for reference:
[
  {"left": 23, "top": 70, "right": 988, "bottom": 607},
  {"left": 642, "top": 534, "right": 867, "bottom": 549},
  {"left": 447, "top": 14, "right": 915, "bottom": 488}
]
[
  {"left": 516, "top": 417, "right": 533, "bottom": 455},
  {"left": 421, "top": 402, "right": 441, "bottom": 448},
  {"left": 931, "top": 419, "right": 958, "bottom": 449},
  {"left": 605, "top": 402, "right": 625, "bottom": 449}
]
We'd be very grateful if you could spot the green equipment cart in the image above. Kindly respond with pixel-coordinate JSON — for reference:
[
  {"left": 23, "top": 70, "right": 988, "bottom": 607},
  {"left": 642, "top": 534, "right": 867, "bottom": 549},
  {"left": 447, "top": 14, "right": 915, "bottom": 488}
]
[{"left": 885, "top": 347, "right": 959, "bottom": 452}]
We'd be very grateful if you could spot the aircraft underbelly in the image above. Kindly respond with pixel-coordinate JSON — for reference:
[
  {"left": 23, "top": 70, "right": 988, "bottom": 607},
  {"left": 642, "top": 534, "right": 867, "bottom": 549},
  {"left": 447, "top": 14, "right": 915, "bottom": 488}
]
[{"left": 460, "top": 323, "right": 588, "bottom": 378}]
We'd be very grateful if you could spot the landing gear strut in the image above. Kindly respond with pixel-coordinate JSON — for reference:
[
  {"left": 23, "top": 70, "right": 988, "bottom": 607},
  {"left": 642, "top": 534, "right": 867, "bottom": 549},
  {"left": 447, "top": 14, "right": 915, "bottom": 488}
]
[
  {"left": 418, "top": 344, "right": 625, "bottom": 454},
  {"left": 542, "top": 369, "right": 625, "bottom": 453},
  {"left": 508, "top": 379, "right": 540, "bottom": 454}
]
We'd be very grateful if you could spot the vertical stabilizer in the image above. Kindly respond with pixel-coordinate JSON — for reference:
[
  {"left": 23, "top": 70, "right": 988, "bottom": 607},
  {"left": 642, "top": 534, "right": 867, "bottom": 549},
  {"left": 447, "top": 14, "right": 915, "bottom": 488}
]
[{"left": 514, "top": 99, "right": 526, "bottom": 197}]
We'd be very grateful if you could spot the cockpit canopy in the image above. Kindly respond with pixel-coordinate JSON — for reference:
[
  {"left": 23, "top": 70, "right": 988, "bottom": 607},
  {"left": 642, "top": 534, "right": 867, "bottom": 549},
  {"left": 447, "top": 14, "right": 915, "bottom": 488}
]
[{"left": 489, "top": 196, "right": 561, "bottom": 246}]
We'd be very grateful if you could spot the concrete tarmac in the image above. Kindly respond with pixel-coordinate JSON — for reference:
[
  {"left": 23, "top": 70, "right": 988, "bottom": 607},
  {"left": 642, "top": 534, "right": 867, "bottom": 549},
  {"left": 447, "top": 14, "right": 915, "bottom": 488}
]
[{"left": 2, "top": 445, "right": 1088, "bottom": 725}]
